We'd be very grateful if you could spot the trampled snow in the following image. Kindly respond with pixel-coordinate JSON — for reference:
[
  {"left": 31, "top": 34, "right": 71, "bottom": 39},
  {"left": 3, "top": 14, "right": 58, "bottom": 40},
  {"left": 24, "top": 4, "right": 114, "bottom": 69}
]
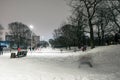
[{"left": 0, "top": 45, "right": 120, "bottom": 80}]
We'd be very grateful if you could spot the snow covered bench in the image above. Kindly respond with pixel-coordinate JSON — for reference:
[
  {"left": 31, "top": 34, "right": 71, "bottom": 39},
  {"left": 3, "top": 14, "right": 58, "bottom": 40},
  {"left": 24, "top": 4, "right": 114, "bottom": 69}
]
[
  {"left": 17, "top": 51, "right": 27, "bottom": 57},
  {"left": 10, "top": 53, "right": 16, "bottom": 58}
]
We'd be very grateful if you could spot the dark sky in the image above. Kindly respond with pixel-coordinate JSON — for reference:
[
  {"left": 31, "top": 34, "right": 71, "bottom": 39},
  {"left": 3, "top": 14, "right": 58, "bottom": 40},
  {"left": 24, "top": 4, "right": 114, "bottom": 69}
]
[{"left": 0, "top": 0, "right": 70, "bottom": 41}]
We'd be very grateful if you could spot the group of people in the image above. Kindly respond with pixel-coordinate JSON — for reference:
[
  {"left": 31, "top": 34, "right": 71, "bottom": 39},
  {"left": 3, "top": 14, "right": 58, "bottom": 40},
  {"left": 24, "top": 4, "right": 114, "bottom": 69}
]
[{"left": 0, "top": 46, "right": 3, "bottom": 55}]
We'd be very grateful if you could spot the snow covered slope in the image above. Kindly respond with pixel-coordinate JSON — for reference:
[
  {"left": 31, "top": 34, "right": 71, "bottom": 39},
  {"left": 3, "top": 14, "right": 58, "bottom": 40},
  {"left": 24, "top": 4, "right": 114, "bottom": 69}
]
[
  {"left": 87, "top": 45, "right": 120, "bottom": 67},
  {"left": 0, "top": 45, "right": 120, "bottom": 80}
]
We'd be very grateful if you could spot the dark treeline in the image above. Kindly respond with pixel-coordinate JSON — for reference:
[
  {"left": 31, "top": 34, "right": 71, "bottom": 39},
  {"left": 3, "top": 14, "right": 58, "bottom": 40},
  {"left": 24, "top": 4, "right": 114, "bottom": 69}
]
[{"left": 49, "top": 0, "right": 120, "bottom": 49}]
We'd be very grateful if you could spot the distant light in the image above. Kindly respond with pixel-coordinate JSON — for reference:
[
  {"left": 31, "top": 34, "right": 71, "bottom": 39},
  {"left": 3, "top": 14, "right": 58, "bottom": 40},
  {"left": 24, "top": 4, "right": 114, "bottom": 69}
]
[{"left": 29, "top": 24, "right": 34, "bottom": 30}]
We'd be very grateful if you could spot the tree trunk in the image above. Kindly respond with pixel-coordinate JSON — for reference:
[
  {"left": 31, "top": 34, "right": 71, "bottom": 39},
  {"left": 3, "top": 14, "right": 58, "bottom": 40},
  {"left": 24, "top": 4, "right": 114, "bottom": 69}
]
[
  {"left": 97, "top": 26, "right": 101, "bottom": 46},
  {"left": 101, "top": 23, "right": 105, "bottom": 45},
  {"left": 89, "top": 19, "right": 95, "bottom": 49}
]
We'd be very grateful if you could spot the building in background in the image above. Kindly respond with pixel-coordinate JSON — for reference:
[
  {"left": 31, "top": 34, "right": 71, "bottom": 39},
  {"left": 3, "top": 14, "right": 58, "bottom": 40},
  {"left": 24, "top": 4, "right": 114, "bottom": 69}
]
[
  {"left": 0, "top": 29, "right": 9, "bottom": 41},
  {"left": 0, "top": 29, "right": 10, "bottom": 47}
]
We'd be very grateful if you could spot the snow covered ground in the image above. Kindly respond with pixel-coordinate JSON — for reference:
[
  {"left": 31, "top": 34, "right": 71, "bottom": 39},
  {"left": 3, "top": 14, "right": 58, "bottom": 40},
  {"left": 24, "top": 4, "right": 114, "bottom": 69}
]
[{"left": 0, "top": 45, "right": 120, "bottom": 80}]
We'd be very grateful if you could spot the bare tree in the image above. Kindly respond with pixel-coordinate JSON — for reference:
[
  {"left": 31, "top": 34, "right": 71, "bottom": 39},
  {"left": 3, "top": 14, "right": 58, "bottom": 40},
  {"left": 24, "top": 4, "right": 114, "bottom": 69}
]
[
  {"left": 95, "top": 2, "right": 111, "bottom": 45},
  {"left": 53, "top": 24, "right": 75, "bottom": 49},
  {"left": 8, "top": 22, "right": 30, "bottom": 48},
  {"left": 107, "top": 0, "right": 120, "bottom": 32},
  {"left": 68, "top": 8, "right": 88, "bottom": 48},
  {"left": 69, "top": 0, "right": 102, "bottom": 48}
]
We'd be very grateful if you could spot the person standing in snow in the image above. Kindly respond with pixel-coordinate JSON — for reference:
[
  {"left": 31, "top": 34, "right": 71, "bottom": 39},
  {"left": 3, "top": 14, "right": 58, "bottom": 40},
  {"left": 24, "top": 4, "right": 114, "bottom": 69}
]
[
  {"left": 18, "top": 47, "right": 21, "bottom": 52},
  {"left": 81, "top": 44, "right": 87, "bottom": 51},
  {"left": 0, "top": 47, "right": 2, "bottom": 55},
  {"left": 17, "top": 47, "right": 21, "bottom": 57},
  {"left": 1, "top": 47, "right": 3, "bottom": 55},
  {"left": 0, "top": 46, "right": 3, "bottom": 55}
]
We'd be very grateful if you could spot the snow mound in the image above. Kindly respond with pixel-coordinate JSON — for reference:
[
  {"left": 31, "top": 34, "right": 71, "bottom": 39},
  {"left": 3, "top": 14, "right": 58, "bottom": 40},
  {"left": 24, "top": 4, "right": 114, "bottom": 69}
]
[{"left": 86, "top": 45, "right": 120, "bottom": 65}]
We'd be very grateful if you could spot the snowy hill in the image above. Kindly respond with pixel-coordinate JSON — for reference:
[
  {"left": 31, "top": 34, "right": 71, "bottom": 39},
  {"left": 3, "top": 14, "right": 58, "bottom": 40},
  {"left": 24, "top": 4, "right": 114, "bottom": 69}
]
[
  {"left": 0, "top": 45, "right": 120, "bottom": 80},
  {"left": 86, "top": 45, "right": 120, "bottom": 68}
]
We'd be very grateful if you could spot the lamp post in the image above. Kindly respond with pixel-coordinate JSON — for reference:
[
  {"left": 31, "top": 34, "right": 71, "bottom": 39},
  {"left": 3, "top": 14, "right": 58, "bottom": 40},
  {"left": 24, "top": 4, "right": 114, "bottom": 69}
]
[{"left": 29, "top": 24, "right": 34, "bottom": 52}]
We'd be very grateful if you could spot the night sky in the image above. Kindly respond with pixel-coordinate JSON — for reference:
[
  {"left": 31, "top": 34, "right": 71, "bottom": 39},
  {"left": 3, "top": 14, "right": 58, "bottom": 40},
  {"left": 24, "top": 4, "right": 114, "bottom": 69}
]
[{"left": 0, "top": 0, "right": 70, "bottom": 41}]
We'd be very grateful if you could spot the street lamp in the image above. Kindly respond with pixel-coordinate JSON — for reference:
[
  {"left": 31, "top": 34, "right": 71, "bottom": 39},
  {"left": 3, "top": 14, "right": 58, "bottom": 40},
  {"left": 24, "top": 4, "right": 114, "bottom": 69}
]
[
  {"left": 29, "top": 24, "right": 34, "bottom": 30},
  {"left": 29, "top": 24, "right": 34, "bottom": 52}
]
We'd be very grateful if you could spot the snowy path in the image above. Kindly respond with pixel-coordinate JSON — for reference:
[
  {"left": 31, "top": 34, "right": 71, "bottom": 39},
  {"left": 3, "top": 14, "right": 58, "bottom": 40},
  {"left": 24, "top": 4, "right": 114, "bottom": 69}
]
[{"left": 0, "top": 46, "right": 120, "bottom": 80}]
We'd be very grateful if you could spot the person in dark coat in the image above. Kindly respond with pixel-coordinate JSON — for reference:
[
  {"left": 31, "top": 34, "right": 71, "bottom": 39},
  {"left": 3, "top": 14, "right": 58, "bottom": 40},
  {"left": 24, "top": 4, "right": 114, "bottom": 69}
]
[
  {"left": 0, "top": 46, "right": 3, "bottom": 55},
  {"left": 0, "top": 47, "right": 1, "bottom": 55}
]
